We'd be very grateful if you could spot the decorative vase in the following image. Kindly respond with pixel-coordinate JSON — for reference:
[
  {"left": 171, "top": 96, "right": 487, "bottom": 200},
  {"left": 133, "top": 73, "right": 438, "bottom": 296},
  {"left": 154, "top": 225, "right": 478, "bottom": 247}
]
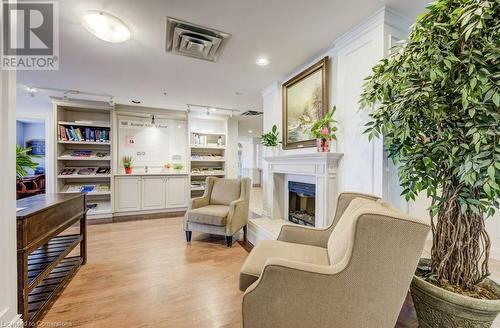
[
  {"left": 316, "top": 138, "right": 330, "bottom": 152},
  {"left": 411, "top": 258, "right": 500, "bottom": 328},
  {"left": 125, "top": 167, "right": 132, "bottom": 174}
]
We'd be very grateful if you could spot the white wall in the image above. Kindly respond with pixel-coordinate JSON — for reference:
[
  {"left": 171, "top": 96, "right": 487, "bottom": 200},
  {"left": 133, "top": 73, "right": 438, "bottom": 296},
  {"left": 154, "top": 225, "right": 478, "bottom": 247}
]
[
  {"left": 0, "top": 27, "right": 20, "bottom": 327},
  {"left": 261, "top": 7, "right": 411, "bottom": 216},
  {"left": 16, "top": 94, "right": 54, "bottom": 193},
  {"left": 226, "top": 117, "right": 239, "bottom": 179}
]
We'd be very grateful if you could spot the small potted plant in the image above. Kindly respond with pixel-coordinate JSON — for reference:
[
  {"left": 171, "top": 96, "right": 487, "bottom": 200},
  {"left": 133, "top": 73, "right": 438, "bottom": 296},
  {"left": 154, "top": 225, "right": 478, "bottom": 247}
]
[
  {"left": 311, "top": 107, "right": 338, "bottom": 152},
  {"left": 261, "top": 124, "right": 280, "bottom": 156},
  {"left": 122, "top": 155, "right": 133, "bottom": 174},
  {"left": 173, "top": 163, "right": 184, "bottom": 172}
]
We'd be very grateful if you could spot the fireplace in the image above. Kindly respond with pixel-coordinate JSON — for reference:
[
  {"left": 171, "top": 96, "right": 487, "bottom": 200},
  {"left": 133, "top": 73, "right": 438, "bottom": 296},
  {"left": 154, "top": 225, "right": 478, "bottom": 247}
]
[{"left": 288, "top": 181, "right": 316, "bottom": 227}]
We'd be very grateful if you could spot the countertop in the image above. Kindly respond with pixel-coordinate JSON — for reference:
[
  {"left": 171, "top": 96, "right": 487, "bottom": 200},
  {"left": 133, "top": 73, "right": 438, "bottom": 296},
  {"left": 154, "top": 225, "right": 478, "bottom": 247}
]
[{"left": 114, "top": 170, "right": 188, "bottom": 176}]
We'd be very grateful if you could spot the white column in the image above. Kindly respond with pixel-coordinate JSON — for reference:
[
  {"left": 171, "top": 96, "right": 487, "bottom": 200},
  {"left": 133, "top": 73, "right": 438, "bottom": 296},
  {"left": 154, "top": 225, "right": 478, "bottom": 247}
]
[{"left": 0, "top": 7, "right": 20, "bottom": 324}]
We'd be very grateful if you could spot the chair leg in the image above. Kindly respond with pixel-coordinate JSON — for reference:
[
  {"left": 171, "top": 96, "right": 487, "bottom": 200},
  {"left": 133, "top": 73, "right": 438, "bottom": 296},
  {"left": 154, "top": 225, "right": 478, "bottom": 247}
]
[
  {"left": 185, "top": 231, "right": 192, "bottom": 242},
  {"left": 226, "top": 236, "right": 233, "bottom": 247},
  {"left": 243, "top": 225, "right": 248, "bottom": 242}
]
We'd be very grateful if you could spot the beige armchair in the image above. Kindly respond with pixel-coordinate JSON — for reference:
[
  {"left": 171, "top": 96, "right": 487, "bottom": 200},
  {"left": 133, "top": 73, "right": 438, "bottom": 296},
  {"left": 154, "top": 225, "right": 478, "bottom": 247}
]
[
  {"left": 184, "top": 177, "right": 251, "bottom": 247},
  {"left": 239, "top": 192, "right": 430, "bottom": 328}
]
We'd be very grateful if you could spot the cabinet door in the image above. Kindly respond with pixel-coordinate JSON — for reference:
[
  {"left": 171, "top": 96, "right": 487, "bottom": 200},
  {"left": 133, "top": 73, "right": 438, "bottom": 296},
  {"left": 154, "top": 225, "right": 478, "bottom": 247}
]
[
  {"left": 165, "top": 177, "right": 188, "bottom": 208},
  {"left": 115, "top": 177, "right": 141, "bottom": 212},
  {"left": 142, "top": 176, "right": 166, "bottom": 210}
]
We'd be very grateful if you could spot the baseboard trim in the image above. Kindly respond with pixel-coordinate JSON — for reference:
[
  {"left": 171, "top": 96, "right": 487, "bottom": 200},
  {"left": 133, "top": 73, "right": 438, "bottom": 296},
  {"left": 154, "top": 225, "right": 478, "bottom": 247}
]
[
  {"left": 86, "top": 210, "right": 186, "bottom": 225},
  {"left": 112, "top": 210, "right": 186, "bottom": 223}
]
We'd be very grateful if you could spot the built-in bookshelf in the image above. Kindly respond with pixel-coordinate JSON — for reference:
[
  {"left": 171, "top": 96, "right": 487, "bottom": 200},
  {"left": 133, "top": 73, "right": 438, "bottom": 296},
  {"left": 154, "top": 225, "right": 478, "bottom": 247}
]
[
  {"left": 54, "top": 99, "right": 113, "bottom": 219},
  {"left": 188, "top": 115, "right": 227, "bottom": 197}
]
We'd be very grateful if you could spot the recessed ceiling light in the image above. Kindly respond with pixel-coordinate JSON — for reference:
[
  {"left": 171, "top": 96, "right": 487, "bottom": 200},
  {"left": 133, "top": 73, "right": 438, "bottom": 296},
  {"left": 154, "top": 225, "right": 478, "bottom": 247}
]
[
  {"left": 256, "top": 57, "right": 269, "bottom": 66},
  {"left": 248, "top": 130, "right": 253, "bottom": 134},
  {"left": 82, "top": 11, "right": 131, "bottom": 43},
  {"left": 131, "top": 100, "right": 141, "bottom": 104},
  {"left": 209, "top": 107, "right": 217, "bottom": 112}
]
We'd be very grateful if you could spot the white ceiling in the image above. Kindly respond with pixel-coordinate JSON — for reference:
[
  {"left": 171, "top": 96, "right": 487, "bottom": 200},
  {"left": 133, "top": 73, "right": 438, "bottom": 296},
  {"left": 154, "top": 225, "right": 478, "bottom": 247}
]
[{"left": 18, "top": 0, "right": 428, "bottom": 112}]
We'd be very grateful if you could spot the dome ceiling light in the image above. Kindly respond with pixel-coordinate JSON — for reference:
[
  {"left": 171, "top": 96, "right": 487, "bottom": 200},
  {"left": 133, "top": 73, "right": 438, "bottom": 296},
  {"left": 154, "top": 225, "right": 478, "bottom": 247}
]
[{"left": 82, "top": 11, "right": 131, "bottom": 43}]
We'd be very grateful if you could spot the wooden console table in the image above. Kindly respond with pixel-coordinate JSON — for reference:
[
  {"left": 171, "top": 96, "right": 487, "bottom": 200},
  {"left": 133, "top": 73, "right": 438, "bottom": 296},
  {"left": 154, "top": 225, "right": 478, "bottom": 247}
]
[{"left": 16, "top": 193, "right": 87, "bottom": 324}]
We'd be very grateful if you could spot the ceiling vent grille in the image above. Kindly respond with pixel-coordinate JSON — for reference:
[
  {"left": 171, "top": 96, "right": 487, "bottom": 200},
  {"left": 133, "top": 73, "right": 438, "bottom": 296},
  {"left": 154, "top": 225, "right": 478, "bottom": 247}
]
[
  {"left": 241, "top": 110, "right": 263, "bottom": 117},
  {"left": 165, "top": 17, "right": 231, "bottom": 62}
]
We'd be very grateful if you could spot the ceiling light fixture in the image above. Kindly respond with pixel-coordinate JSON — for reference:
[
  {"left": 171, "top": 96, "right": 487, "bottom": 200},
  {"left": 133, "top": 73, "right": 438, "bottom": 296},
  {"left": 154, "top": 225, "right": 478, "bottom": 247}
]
[
  {"left": 209, "top": 107, "right": 217, "bottom": 112},
  {"left": 25, "top": 87, "right": 36, "bottom": 97},
  {"left": 82, "top": 10, "right": 131, "bottom": 43},
  {"left": 248, "top": 130, "right": 253, "bottom": 134},
  {"left": 256, "top": 57, "right": 269, "bottom": 66}
]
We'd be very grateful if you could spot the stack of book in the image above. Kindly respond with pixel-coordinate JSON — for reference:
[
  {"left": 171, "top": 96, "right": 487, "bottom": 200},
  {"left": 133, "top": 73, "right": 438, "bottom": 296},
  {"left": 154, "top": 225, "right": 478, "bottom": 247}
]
[{"left": 59, "top": 125, "right": 110, "bottom": 143}]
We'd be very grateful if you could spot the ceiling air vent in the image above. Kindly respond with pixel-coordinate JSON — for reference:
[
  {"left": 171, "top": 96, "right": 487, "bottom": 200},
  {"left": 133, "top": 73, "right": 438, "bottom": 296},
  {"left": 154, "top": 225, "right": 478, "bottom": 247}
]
[
  {"left": 165, "top": 17, "right": 231, "bottom": 62},
  {"left": 241, "top": 110, "right": 263, "bottom": 117}
]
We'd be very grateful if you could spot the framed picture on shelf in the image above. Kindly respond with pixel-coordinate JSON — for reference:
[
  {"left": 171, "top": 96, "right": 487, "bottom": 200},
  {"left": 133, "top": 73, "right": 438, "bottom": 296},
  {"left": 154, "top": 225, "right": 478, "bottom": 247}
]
[{"left": 282, "top": 56, "right": 329, "bottom": 150}]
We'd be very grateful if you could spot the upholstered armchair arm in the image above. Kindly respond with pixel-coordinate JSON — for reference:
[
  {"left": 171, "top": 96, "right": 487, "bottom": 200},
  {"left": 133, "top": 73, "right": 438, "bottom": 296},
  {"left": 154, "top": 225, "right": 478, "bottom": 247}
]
[
  {"left": 242, "top": 258, "right": 343, "bottom": 328},
  {"left": 226, "top": 198, "right": 249, "bottom": 235},
  {"left": 189, "top": 196, "right": 209, "bottom": 210},
  {"left": 277, "top": 225, "right": 331, "bottom": 248}
]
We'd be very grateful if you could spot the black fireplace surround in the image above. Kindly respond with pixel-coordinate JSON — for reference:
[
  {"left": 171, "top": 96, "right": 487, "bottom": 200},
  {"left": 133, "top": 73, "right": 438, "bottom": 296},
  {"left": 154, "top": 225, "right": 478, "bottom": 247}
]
[{"left": 288, "top": 181, "right": 316, "bottom": 227}]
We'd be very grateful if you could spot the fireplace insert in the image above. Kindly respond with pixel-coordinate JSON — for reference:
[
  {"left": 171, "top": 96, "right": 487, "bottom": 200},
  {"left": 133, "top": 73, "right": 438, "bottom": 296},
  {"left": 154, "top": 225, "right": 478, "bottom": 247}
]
[{"left": 288, "top": 181, "right": 315, "bottom": 227}]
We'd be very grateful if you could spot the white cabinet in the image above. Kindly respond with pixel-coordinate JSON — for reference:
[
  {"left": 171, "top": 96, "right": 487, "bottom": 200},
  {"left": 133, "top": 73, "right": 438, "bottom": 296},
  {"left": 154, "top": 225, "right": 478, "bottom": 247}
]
[
  {"left": 115, "top": 175, "right": 188, "bottom": 213},
  {"left": 115, "top": 177, "right": 141, "bottom": 212},
  {"left": 166, "top": 176, "right": 188, "bottom": 208},
  {"left": 142, "top": 177, "right": 166, "bottom": 210}
]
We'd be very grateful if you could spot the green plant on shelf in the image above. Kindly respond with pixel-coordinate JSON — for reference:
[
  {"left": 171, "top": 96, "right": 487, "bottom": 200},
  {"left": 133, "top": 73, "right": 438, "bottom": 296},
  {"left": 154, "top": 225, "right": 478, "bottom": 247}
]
[
  {"left": 261, "top": 124, "right": 280, "bottom": 147},
  {"left": 310, "top": 107, "right": 338, "bottom": 140},
  {"left": 173, "top": 163, "right": 184, "bottom": 171},
  {"left": 122, "top": 155, "right": 133, "bottom": 168}
]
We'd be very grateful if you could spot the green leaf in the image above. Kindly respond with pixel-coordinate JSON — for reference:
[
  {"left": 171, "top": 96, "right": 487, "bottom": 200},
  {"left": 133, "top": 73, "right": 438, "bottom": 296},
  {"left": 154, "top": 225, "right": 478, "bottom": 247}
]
[
  {"left": 488, "top": 165, "right": 496, "bottom": 180},
  {"left": 493, "top": 93, "right": 500, "bottom": 107}
]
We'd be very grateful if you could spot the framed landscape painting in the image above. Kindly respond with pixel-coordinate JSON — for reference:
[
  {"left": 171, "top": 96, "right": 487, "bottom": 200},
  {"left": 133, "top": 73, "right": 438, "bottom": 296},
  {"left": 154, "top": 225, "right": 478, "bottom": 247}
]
[{"left": 282, "top": 56, "right": 329, "bottom": 150}]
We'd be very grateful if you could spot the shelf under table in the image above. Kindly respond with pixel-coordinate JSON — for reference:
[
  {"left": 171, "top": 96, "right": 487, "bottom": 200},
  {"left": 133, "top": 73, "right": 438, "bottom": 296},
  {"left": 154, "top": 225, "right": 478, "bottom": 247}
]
[
  {"left": 27, "top": 234, "right": 82, "bottom": 291},
  {"left": 28, "top": 256, "right": 83, "bottom": 321}
]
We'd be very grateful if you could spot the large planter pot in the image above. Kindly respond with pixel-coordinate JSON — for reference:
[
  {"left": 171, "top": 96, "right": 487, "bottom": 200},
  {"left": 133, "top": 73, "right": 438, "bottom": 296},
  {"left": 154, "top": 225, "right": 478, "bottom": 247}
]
[{"left": 411, "top": 259, "right": 500, "bottom": 328}]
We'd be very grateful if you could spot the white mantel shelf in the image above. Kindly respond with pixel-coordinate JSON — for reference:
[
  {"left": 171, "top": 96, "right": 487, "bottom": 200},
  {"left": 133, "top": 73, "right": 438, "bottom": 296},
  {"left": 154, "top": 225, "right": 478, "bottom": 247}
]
[
  {"left": 263, "top": 152, "right": 343, "bottom": 228},
  {"left": 264, "top": 152, "right": 343, "bottom": 163}
]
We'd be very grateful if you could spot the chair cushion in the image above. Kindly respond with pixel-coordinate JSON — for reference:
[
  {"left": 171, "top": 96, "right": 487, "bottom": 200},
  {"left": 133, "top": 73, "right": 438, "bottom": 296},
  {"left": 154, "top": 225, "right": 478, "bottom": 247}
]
[
  {"left": 327, "top": 197, "right": 404, "bottom": 265},
  {"left": 210, "top": 179, "right": 241, "bottom": 205},
  {"left": 239, "top": 240, "right": 329, "bottom": 291},
  {"left": 186, "top": 205, "right": 230, "bottom": 226}
]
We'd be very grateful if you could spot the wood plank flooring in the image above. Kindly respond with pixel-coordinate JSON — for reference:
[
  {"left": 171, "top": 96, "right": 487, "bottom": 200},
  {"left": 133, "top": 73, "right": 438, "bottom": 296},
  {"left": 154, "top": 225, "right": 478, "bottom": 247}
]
[{"left": 40, "top": 217, "right": 419, "bottom": 327}]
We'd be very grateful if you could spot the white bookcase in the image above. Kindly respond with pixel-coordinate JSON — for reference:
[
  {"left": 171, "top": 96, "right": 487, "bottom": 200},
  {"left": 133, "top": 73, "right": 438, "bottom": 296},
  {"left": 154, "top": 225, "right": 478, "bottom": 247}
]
[
  {"left": 188, "top": 114, "right": 228, "bottom": 198},
  {"left": 53, "top": 99, "right": 114, "bottom": 219}
]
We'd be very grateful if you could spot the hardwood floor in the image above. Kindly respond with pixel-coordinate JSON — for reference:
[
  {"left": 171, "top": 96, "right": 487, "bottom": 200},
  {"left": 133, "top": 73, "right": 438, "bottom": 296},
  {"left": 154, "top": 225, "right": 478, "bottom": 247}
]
[
  {"left": 40, "top": 217, "right": 247, "bottom": 328},
  {"left": 41, "top": 216, "right": 419, "bottom": 327}
]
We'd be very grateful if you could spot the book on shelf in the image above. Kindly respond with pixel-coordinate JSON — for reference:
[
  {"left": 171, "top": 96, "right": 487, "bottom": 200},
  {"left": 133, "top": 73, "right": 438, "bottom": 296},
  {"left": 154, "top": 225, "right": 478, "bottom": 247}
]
[
  {"left": 59, "top": 124, "right": 110, "bottom": 143},
  {"left": 59, "top": 150, "right": 110, "bottom": 158},
  {"left": 96, "top": 166, "right": 110, "bottom": 174},
  {"left": 80, "top": 185, "right": 96, "bottom": 193},
  {"left": 77, "top": 167, "right": 96, "bottom": 175},
  {"left": 63, "top": 183, "right": 110, "bottom": 193}
]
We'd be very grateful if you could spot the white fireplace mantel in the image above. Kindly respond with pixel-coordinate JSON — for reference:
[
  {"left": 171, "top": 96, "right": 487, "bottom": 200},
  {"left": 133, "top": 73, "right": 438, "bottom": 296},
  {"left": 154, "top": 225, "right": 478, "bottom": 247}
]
[{"left": 263, "top": 152, "right": 343, "bottom": 228}]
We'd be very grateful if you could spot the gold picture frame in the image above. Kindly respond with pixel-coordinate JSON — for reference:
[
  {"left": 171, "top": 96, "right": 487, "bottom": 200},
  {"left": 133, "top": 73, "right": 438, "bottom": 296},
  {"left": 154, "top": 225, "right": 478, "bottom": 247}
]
[{"left": 282, "top": 56, "right": 329, "bottom": 150}]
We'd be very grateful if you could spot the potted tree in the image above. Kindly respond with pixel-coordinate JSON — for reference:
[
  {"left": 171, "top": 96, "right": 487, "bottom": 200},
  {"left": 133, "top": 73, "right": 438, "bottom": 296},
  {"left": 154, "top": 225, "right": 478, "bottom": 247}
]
[
  {"left": 360, "top": 0, "right": 500, "bottom": 326},
  {"left": 310, "top": 107, "right": 338, "bottom": 152},
  {"left": 261, "top": 124, "right": 280, "bottom": 156}
]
